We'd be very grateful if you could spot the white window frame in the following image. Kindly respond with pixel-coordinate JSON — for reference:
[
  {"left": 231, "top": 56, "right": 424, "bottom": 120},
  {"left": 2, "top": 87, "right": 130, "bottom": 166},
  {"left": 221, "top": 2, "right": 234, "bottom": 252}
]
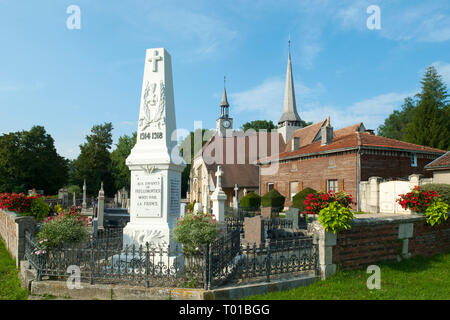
[
  {"left": 411, "top": 153, "right": 417, "bottom": 167},
  {"left": 327, "top": 179, "right": 338, "bottom": 193},
  {"left": 267, "top": 183, "right": 274, "bottom": 192}
]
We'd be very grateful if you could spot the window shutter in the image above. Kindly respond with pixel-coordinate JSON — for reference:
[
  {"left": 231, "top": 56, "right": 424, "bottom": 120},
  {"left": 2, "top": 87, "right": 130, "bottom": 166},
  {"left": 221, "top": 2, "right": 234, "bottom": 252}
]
[{"left": 323, "top": 180, "right": 327, "bottom": 192}]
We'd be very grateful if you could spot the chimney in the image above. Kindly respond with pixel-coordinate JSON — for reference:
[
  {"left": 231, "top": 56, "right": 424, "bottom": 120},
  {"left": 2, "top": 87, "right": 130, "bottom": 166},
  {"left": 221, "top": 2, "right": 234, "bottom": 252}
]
[
  {"left": 321, "top": 121, "right": 333, "bottom": 146},
  {"left": 291, "top": 137, "right": 300, "bottom": 151}
]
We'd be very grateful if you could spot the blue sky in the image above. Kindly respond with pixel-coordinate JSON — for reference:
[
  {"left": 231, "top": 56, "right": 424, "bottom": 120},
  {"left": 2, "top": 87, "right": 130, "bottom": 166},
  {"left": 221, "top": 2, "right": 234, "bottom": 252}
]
[{"left": 0, "top": 0, "right": 449, "bottom": 160}]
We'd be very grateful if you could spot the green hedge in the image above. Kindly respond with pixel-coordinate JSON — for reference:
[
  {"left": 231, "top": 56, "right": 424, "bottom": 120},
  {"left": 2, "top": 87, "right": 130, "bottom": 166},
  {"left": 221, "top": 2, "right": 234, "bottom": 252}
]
[
  {"left": 421, "top": 183, "right": 450, "bottom": 205},
  {"left": 240, "top": 192, "right": 261, "bottom": 210},
  {"left": 261, "top": 189, "right": 285, "bottom": 210},
  {"left": 292, "top": 187, "right": 317, "bottom": 212}
]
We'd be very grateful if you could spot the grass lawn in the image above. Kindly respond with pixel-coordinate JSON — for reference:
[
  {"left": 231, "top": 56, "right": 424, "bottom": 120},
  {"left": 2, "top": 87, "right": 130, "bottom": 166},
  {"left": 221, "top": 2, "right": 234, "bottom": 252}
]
[
  {"left": 246, "top": 253, "right": 450, "bottom": 300},
  {"left": 0, "top": 239, "right": 28, "bottom": 300}
]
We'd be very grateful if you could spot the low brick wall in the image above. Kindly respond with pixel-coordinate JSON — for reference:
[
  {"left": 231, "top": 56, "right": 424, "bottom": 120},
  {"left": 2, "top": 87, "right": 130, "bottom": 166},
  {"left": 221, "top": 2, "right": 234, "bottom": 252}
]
[
  {"left": 332, "top": 214, "right": 450, "bottom": 270},
  {"left": 0, "top": 209, "right": 36, "bottom": 267}
]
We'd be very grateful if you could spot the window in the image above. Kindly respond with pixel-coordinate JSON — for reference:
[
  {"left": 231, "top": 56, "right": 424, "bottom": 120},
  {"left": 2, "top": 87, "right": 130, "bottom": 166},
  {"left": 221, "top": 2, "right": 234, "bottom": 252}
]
[
  {"left": 290, "top": 181, "right": 299, "bottom": 201},
  {"left": 327, "top": 180, "right": 338, "bottom": 193},
  {"left": 411, "top": 153, "right": 417, "bottom": 167},
  {"left": 267, "top": 183, "right": 274, "bottom": 192}
]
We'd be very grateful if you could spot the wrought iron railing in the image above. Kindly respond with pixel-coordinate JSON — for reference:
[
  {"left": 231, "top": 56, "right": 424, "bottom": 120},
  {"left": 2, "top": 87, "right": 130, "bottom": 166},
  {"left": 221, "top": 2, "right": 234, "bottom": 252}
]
[
  {"left": 24, "top": 229, "right": 205, "bottom": 288},
  {"left": 204, "top": 233, "right": 317, "bottom": 289},
  {"left": 25, "top": 224, "right": 318, "bottom": 290}
]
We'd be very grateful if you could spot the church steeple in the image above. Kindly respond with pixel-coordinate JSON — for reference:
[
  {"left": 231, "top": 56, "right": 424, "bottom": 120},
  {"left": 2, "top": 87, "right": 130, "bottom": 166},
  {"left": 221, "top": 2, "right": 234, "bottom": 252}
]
[
  {"left": 278, "top": 44, "right": 301, "bottom": 126},
  {"left": 217, "top": 76, "right": 233, "bottom": 137},
  {"left": 277, "top": 41, "right": 303, "bottom": 143}
]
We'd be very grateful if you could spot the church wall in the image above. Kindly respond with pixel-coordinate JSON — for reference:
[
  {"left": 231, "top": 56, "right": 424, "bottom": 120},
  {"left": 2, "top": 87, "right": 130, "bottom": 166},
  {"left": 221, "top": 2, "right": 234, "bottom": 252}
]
[{"left": 259, "top": 151, "right": 358, "bottom": 207}]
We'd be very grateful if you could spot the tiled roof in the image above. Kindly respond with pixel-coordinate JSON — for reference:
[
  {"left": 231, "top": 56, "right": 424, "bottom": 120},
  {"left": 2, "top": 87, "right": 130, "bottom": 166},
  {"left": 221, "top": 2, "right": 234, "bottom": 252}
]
[
  {"left": 425, "top": 151, "right": 450, "bottom": 170},
  {"left": 195, "top": 131, "right": 286, "bottom": 187},
  {"left": 259, "top": 132, "right": 446, "bottom": 163},
  {"left": 284, "top": 120, "right": 326, "bottom": 152}
]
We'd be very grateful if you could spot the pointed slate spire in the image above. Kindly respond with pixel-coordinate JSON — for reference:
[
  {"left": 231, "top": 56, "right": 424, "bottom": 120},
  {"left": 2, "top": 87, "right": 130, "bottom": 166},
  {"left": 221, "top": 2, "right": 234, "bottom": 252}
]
[
  {"left": 278, "top": 46, "right": 301, "bottom": 125},
  {"left": 220, "top": 76, "right": 229, "bottom": 107}
]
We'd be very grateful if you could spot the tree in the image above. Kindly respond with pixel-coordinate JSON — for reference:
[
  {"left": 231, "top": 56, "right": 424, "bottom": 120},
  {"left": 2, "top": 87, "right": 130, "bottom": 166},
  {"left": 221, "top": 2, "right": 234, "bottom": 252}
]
[
  {"left": 405, "top": 66, "right": 450, "bottom": 150},
  {"left": 111, "top": 132, "right": 137, "bottom": 192},
  {"left": 241, "top": 119, "right": 312, "bottom": 132},
  {"left": 241, "top": 120, "right": 276, "bottom": 132},
  {"left": 377, "top": 97, "right": 416, "bottom": 140},
  {"left": 73, "top": 123, "right": 114, "bottom": 196},
  {"left": 0, "top": 126, "right": 68, "bottom": 194}
]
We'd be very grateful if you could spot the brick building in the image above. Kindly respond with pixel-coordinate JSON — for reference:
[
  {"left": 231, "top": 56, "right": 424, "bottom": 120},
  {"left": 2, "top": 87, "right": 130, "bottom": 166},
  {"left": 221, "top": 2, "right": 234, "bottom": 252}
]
[{"left": 257, "top": 118, "right": 446, "bottom": 209}]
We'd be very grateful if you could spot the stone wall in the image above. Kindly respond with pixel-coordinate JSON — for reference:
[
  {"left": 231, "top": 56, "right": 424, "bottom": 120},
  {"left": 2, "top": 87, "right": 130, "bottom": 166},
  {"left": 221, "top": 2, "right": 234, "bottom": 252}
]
[
  {"left": 308, "top": 214, "right": 450, "bottom": 277},
  {"left": 359, "top": 174, "right": 426, "bottom": 214},
  {"left": 0, "top": 209, "right": 36, "bottom": 267},
  {"left": 332, "top": 215, "right": 450, "bottom": 270}
]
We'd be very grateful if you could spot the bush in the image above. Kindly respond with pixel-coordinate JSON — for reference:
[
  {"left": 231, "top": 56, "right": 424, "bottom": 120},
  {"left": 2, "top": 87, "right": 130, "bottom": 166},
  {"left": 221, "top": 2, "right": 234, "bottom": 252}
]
[
  {"left": 292, "top": 188, "right": 317, "bottom": 212},
  {"left": 173, "top": 212, "right": 219, "bottom": 255},
  {"left": 240, "top": 192, "right": 261, "bottom": 210},
  {"left": 424, "top": 199, "right": 449, "bottom": 227},
  {"left": 261, "top": 189, "right": 285, "bottom": 211},
  {"left": 318, "top": 202, "right": 354, "bottom": 234},
  {"left": 25, "top": 198, "right": 50, "bottom": 221},
  {"left": 37, "top": 208, "right": 90, "bottom": 247},
  {"left": 396, "top": 186, "right": 440, "bottom": 213},
  {"left": 303, "top": 191, "right": 354, "bottom": 215},
  {"left": 421, "top": 184, "right": 450, "bottom": 205}
]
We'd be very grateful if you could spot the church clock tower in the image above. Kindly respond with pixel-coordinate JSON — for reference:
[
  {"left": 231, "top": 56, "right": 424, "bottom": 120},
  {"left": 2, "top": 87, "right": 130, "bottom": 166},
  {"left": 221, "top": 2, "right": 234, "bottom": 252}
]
[{"left": 216, "top": 79, "right": 233, "bottom": 137}]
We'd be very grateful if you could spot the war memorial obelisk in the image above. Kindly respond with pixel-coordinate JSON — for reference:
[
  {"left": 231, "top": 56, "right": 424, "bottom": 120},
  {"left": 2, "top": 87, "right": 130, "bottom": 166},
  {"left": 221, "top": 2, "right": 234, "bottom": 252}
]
[{"left": 123, "top": 48, "right": 185, "bottom": 249}]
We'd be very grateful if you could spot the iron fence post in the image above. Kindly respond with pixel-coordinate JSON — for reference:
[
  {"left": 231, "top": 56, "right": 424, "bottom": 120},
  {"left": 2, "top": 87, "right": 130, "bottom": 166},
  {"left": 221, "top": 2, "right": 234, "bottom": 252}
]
[
  {"left": 90, "top": 240, "right": 95, "bottom": 285},
  {"left": 204, "top": 243, "right": 209, "bottom": 290},
  {"left": 266, "top": 239, "right": 271, "bottom": 283}
]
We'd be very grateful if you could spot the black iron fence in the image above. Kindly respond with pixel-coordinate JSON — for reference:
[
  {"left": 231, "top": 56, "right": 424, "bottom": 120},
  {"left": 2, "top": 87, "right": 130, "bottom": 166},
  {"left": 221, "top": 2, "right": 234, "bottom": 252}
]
[
  {"left": 204, "top": 234, "right": 318, "bottom": 289},
  {"left": 25, "top": 229, "right": 205, "bottom": 288},
  {"left": 25, "top": 225, "right": 318, "bottom": 290}
]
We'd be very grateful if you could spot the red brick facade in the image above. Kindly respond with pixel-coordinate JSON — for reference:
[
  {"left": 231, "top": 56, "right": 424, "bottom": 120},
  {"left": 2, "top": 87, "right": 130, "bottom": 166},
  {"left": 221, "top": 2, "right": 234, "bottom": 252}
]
[
  {"left": 259, "top": 131, "right": 444, "bottom": 208},
  {"left": 260, "top": 151, "right": 357, "bottom": 206},
  {"left": 333, "top": 218, "right": 450, "bottom": 270}
]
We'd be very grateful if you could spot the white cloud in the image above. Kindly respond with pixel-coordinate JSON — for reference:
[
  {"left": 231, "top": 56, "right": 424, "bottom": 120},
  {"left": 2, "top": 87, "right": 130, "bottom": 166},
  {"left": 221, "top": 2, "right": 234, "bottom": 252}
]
[
  {"left": 113, "top": 2, "right": 238, "bottom": 60},
  {"left": 302, "top": 91, "right": 414, "bottom": 131},
  {"left": 230, "top": 77, "right": 325, "bottom": 120}
]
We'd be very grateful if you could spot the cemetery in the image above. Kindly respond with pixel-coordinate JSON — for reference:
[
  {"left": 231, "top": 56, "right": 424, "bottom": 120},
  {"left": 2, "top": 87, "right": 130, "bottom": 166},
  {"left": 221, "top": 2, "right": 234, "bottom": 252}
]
[{"left": 0, "top": 47, "right": 449, "bottom": 301}]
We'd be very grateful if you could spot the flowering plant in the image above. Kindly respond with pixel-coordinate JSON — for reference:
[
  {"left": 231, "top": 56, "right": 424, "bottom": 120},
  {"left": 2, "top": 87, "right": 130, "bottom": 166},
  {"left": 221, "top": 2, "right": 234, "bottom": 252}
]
[
  {"left": 396, "top": 186, "right": 440, "bottom": 213},
  {"left": 173, "top": 212, "right": 220, "bottom": 255},
  {"left": 0, "top": 192, "right": 40, "bottom": 214},
  {"left": 37, "top": 208, "right": 91, "bottom": 247},
  {"left": 303, "top": 190, "right": 354, "bottom": 215},
  {"left": 0, "top": 192, "right": 50, "bottom": 220},
  {"left": 31, "top": 238, "right": 49, "bottom": 257}
]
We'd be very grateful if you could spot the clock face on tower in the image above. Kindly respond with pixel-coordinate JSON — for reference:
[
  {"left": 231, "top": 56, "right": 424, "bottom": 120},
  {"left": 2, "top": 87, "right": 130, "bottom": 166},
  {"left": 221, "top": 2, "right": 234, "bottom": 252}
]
[{"left": 222, "top": 119, "right": 231, "bottom": 128}]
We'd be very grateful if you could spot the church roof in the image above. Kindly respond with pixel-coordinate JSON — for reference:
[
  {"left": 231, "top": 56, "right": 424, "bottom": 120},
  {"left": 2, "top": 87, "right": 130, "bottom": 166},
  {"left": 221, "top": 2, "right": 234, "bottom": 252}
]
[
  {"left": 278, "top": 52, "right": 301, "bottom": 124},
  {"left": 193, "top": 131, "right": 286, "bottom": 188},
  {"left": 259, "top": 131, "right": 445, "bottom": 164}
]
